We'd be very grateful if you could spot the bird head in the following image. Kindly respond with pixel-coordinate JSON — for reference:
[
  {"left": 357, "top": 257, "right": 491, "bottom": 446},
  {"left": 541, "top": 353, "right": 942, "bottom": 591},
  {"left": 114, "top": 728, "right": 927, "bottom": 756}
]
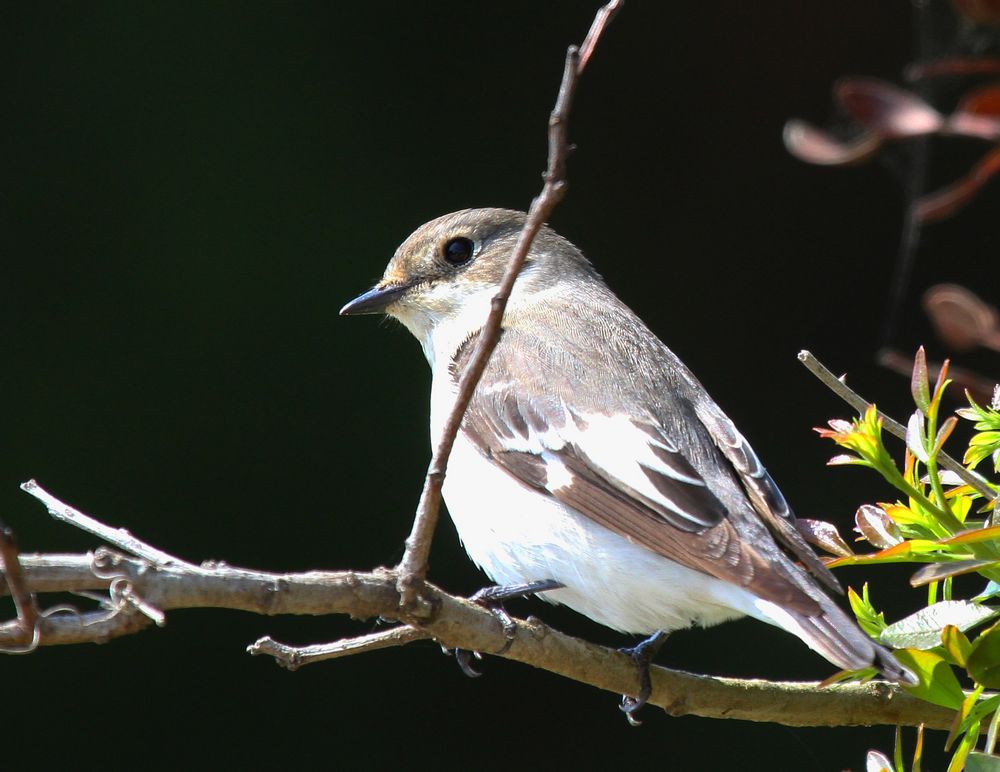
[{"left": 340, "top": 208, "right": 594, "bottom": 349}]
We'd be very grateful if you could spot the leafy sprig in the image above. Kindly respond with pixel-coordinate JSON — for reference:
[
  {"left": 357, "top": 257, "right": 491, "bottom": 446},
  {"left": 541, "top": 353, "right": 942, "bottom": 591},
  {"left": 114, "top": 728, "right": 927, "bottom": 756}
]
[{"left": 816, "top": 348, "right": 1000, "bottom": 771}]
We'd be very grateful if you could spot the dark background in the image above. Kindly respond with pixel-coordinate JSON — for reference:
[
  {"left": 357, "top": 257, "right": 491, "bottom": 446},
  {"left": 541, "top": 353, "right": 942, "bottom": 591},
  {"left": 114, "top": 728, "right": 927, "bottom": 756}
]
[{"left": 4, "top": 2, "right": 998, "bottom": 769}]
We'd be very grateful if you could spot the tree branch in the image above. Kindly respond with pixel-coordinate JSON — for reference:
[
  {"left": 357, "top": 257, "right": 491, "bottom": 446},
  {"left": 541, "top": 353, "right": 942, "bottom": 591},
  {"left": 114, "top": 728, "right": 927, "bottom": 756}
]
[
  {"left": 20, "top": 479, "right": 194, "bottom": 567},
  {"left": 0, "top": 546, "right": 967, "bottom": 731},
  {"left": 396, "top": 0, "right": 623, "bottom": 609},
  {"left": 248, "top": 625, "right": 430, "bottom": 670}
]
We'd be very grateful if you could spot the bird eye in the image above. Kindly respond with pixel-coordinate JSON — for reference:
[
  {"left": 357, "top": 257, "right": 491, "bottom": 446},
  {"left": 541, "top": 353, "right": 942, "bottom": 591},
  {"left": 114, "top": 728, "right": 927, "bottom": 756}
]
[{"left": 442, "top": 237, "right": 475, "bottom": 266}]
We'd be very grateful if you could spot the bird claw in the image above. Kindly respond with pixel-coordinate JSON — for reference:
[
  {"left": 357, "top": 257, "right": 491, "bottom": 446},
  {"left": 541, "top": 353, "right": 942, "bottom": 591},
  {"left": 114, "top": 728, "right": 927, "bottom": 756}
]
[
  {"left": 446, "top": 579, "right": 564, "bottom": 676},
  {"left": 454, "top": 648, "right": 483, "bottom": 678},
  {"left": 617, "top": 630, "right": 669, "bottom": 727}
]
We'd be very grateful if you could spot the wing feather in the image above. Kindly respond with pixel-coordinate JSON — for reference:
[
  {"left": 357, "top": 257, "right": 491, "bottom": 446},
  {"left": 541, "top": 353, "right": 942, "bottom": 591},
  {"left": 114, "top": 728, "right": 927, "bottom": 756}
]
[
  {"left": 695, "top": 404, "right": 841, "bottom": 593},
  {"left": 462, "top": 388, "right": 821, "bottom": 614}
]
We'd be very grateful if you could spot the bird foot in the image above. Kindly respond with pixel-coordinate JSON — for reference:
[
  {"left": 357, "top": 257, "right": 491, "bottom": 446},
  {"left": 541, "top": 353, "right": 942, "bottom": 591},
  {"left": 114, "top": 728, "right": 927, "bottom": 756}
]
[
  {"left": 448, "top": 579, "right": 564, "bottom": 677},
  {"left": 618, "top": 630, "right": 669, "bottom": 726}
]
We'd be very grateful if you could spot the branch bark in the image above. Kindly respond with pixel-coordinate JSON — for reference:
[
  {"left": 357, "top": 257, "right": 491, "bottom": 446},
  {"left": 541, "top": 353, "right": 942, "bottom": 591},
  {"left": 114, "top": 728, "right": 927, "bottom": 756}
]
[{"left": 0, "top": 549, "right": 966, "bottom": 732}]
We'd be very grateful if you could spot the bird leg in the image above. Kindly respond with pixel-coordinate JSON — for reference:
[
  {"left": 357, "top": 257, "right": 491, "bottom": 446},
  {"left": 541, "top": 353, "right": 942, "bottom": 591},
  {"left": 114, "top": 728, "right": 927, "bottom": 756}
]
[
  {"left": 619, "top": 630, "right": 669, "bottom": 726},
  {"left": 450, "top": 579, "right": 564, "bottom": 677}
]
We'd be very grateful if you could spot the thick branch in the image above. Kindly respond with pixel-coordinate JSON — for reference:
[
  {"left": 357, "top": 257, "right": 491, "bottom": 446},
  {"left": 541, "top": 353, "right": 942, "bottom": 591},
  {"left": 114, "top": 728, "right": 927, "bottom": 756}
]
[
  {"left": 396, "top": 0, "right": 623, "bottom": 607},
  {"left": 1, "top": 550, "right": 966, "bottom": 732}
]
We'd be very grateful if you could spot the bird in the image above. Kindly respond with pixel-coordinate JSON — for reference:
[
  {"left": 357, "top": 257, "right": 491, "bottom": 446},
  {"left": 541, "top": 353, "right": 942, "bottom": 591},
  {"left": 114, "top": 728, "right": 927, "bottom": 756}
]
[{"left": 340, "top": 207, "right": 914, "bottom": 719}]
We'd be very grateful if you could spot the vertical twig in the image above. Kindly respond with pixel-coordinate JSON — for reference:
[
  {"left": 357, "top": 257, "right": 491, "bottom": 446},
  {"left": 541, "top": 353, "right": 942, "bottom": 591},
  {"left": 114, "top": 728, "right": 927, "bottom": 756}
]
[
  {"left": 0, "top": 520, "right": 40, "bottom": 650},
  {"left": 878, "top": 0, "right": 933, "bottom": 349},
  {"left": 396, "top": 0, "right": 624, "bottom": 609}
]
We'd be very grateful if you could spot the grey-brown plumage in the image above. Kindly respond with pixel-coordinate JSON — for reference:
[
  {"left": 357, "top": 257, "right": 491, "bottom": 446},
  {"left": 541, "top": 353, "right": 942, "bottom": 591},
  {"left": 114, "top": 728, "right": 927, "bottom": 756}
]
[{"left": 341, "top": 208, "right": 913, "bottom": 683}]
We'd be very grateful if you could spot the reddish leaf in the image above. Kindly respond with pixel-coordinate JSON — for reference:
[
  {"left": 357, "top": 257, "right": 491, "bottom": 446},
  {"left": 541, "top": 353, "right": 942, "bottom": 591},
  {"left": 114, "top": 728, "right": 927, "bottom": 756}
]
[
  {"left": 933, "top": 416, "right": 959, "bottom": 455},
  {"left": 855, "top": 504, "right": 903, "bottom": 549},
  {"left": 878, "top": 347, "right": 999, "bottom": 406},
  {"left": 949, "top": 85, "right": 1000, "bottom": 139},
  {"left": 836, "top": 78, "right": 943, "bottom": 138},
  {"left": 906, "top": 56, "right": 1000, "bottom": 80},
  {"left": 914, "top": 145, "right": 1000, "bottom": 222},
  {"left": 951, "top": 0, "right": 1000, "bottom": 26},
  {"left": 961, "top": 84, "right": 1000, "bottom": 116},
  {"left": 923, "top": 284, "right": 1000, "bottom": 352},
  {"left": 796, "top": 518, "right": 854, "bottom": 557},
  {"left": 782, "top": 120, "right": 881, "bottom": 165},
  {"left": 933, "top": 357, "right": 952, "bottom": 407}
]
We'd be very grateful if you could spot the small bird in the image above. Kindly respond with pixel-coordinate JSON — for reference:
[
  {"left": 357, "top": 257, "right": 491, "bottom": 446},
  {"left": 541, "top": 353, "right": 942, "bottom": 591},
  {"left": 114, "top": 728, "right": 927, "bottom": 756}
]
[{"left": 341, "top": 208, "right": 913, "bottom": 717}]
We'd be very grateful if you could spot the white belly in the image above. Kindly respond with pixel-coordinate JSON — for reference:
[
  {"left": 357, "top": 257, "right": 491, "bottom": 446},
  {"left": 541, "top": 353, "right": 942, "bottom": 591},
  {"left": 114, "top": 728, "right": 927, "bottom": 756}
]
[{"left": 442, "top": 432, "right": 758, "bottom": 635}]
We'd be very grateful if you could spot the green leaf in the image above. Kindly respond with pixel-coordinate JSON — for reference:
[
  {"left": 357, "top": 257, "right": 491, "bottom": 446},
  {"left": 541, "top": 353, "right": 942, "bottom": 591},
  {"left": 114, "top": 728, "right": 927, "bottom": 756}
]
[
  {"left": 892, "top": 648, "right": 967, "bottom": 709},
  {"left": 970, "top": 623, "right": 1000, "bottom": 688},
  {"left": 979, "top": 581, "right": 1000, "bottom": 602},
  {"left": 943, "top": 626, "right": 975, "bottom": 668},
  {"left": 940, "top": 526, "right": 1000, "bottom": 546},
  {"left": 951, "top": 724, "right": 982, "bottom": 772},
  {"left": 966, "top": 752, "right": 1000, "bottom": 772},
  {"left": 880, "top": 601, "right": 998, "bottom": 650},
  {"left": 947, "top": 685, "right": 985, "bottom": 752},
  {"left": 968, "top": 694, "right": 1000, "bottom": 731},
  {"left": 849, "top": 584, "right": 887, "bottom": 637},
  {"left": 967, "top": 432, "right": 1000, "bottom": 471},
  {"left": 912, "top": 346, "right": 931, "bottom": 414}
]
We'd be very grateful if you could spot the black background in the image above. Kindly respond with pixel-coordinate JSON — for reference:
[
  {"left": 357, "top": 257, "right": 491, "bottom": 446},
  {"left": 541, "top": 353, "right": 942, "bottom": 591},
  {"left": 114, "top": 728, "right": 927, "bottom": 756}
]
[{"left": 4, "top": 2, "right": 998, "bottom": 770}]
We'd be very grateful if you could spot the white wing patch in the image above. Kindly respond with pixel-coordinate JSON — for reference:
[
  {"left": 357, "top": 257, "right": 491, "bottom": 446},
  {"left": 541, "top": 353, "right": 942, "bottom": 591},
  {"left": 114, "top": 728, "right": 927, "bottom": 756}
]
[
  {"left": 499, "top": 404, "right": 716, "bottom": 527},
  {"left": 541, "top": 451, "right": 574, "bottom": 492},
  {"left": 565, "top": 411, "right": 706, "bottom": 491}
]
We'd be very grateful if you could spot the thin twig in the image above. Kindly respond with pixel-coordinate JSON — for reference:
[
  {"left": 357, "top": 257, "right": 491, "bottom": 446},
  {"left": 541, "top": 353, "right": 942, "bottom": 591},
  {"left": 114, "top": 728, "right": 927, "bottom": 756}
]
[
  {"left": 249, "top": 625, "right": 429, "bottom": 670},
  {"left": 20, "top": 480, "right": 194, "bottom": 567},
  {"left": 396, "top": 0, "right": 623, "bottom": 609},
  {"left": 0, "top": 521, "right": 39, "bottom": 650},
  {"left": 798, "top": 350, "right": 996, "bottom": 501}
]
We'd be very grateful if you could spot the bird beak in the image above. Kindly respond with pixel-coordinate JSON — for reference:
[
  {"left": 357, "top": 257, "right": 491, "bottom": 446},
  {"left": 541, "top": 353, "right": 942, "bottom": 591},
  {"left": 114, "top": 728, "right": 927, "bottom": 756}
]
[{"left": 339, "top": 282, "right": 410, "bottom": 316}]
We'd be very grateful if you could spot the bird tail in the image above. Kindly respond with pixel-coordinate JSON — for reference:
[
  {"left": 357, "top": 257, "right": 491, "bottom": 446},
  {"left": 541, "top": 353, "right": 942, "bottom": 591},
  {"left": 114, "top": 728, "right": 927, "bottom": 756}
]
[{"left": 751, "top": 593, "right": 917, "bottom": 685}]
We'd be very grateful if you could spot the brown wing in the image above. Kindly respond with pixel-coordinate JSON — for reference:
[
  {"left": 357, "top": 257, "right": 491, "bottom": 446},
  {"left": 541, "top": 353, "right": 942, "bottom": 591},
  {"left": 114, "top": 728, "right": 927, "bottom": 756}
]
[
  {"left": 695, "top": 404, "right": 841, "bottom": 593},
  {"left": 461, "top": 386, "right": 821, "bottom": 615}
]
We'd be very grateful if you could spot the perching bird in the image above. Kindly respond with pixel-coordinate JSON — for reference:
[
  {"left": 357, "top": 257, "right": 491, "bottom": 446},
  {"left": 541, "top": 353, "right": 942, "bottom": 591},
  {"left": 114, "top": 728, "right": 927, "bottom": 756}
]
[{"left": 341, "top": 208, "right": 913, "bottom": 719}]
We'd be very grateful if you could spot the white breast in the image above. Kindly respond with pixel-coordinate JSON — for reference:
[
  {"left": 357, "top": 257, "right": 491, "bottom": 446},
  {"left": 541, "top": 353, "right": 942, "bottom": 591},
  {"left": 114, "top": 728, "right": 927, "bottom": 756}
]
[{"left": 439, "top": 413, "right": 757, "bottom": 635}]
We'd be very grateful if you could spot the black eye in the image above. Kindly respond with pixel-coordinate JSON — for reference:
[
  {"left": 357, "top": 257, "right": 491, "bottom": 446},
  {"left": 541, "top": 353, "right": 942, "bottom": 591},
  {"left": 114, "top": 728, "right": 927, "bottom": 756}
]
[{"left": 443, "top": 236, "right": 475, "bottom": 266}]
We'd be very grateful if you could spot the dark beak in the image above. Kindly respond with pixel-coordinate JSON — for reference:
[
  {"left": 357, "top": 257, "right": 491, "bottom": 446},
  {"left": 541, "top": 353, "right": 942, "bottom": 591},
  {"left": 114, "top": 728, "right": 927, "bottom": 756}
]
[{"left": 339, "top": 282, "right": 410, "bottom": 316}]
